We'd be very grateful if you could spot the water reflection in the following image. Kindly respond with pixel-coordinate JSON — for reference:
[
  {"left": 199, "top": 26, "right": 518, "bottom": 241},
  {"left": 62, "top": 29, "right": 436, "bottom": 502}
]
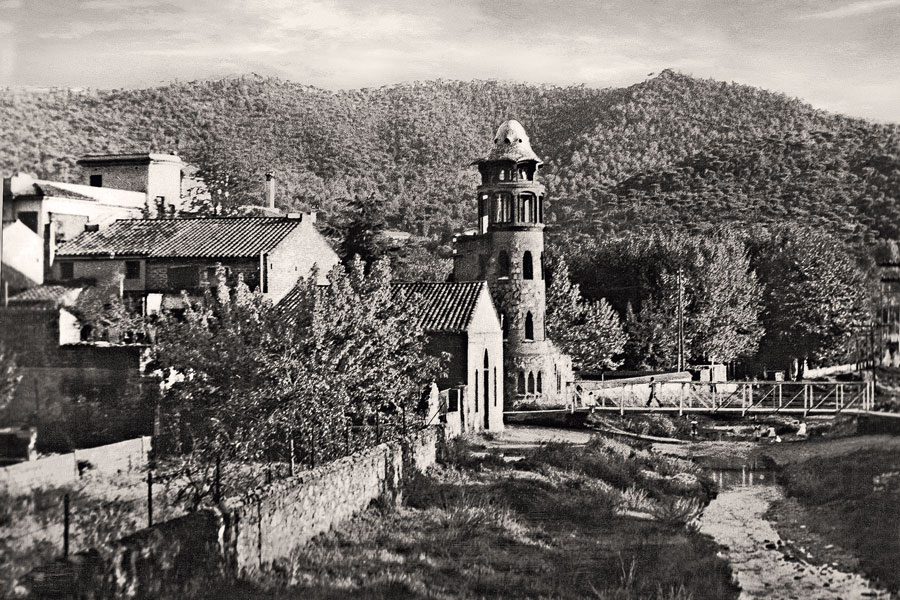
[{"left": 710, "top": 463, "right": 776, "bottom": 491}]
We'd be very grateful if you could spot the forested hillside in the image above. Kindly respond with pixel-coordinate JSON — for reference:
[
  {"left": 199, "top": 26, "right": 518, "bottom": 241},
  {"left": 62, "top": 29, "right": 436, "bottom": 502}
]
[{"left": 1, "top": 70, "right": 898, "bottom": 249}]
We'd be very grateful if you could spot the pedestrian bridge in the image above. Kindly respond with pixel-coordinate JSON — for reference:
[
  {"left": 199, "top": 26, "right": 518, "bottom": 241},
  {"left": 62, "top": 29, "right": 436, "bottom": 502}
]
[{"left": 573, "top": 380, "right": 876, "bottom": 416}]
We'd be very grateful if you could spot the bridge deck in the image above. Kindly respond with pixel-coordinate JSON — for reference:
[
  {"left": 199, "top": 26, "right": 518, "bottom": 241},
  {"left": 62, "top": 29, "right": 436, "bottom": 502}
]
[{"left": 510, "top": 380, "right": 878, "bottom": 417}]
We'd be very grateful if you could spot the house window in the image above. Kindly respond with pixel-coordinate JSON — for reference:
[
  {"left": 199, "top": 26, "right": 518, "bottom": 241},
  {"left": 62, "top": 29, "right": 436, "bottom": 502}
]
[
  {"left": 528, "top": 372, "right": 535, "bottom": 394},
  {"left": 523, "top": 251, "right": 534, "bottom": 280},
  {"left": 449, "top": 389, "right": 460, "bottom": 412},
  {"left": 517, "top": 371, "right": 526, "bottom": 394},
  {"left": 497, "top": 251, "right": 510, "bottom": 278},
  {"left": 168, "top": 265, "right": 199, "bottom": 291},
  {"left": 525, "top": 312, "right": 534, "bottom": 340},
  {"left": 89, "top": 174, "right": 102, "bottom": 187},
  {"left": 125, "top": 261, "right": 141, "bottom": 280},
  {"left": 59, "top": 261, "right": 74, "bottom": 280}
]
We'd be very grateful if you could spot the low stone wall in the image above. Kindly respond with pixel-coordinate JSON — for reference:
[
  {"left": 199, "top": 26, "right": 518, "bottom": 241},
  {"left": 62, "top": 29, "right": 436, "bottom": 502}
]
[
  {"left": 27, "top": 510, "right": 226, "bottom": 599},
  {"left": 25, "top": 427, "right": 442, "bottom": 598},
  {"left": 0, "top": 436, "right": 151, "bottom": 493},
  {"left": 223, "top": 442, "right": 404, "bottom": 579}
]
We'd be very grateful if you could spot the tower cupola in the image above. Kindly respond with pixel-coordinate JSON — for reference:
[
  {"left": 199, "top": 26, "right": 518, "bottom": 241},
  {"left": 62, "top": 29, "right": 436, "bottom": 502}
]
[{"left": 473, "top": 120, "right": 545, "bottom": 234}]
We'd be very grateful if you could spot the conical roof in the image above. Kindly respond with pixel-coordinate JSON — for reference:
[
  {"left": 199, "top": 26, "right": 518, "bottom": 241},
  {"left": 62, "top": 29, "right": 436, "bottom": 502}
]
[{"left": 476, "top": 120, "right": 542, "bottom": 164}]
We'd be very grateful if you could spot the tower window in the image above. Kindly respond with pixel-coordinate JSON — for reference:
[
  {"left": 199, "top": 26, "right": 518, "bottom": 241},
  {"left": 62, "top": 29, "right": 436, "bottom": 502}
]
[
  {"left": 539, "top": 195, "right": 544, "bottom": 223},
  {"left": 528, "top": 372, "right": 535, "bottom": 394},
  {"left": 517, "top": 371, "right": 525, "bottom": 394},
  {"left": 499, "top": 169, "right": 506, "bottom": 181},
  {"left": 525, "top": 312, "right": 534, "bottom": 340},
  {"left": 523, "top": 251, "right": 534, "bottom": 280},
  {"left": 89, "top": 174, "right": 102, "bottom": 187},
  {"left": 540, "top": 253, "right": 545, "bottom": 280},
  {"left": 500, "top": 312, "right": 509, "bottom": 340},
  {"left": 497, "top": 251, "right": 510, "bottom": 278},
  {"left": 537, "top": 372, "right": 543, "bottom": 394}
]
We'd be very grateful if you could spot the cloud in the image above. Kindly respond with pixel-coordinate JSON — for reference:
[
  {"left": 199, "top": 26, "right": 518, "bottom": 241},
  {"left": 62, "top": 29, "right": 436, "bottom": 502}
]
[
  {"left": 802, "top": 0, "right": 900, "bottom": 20},
  {"left": 0, "top": 0, "right": 21, "bottom": 8}
]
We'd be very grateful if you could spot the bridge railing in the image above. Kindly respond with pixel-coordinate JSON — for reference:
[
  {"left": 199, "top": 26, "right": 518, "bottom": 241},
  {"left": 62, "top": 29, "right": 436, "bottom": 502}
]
[{"left": 585, "top": 380, "right": 875, "bottom": 415}]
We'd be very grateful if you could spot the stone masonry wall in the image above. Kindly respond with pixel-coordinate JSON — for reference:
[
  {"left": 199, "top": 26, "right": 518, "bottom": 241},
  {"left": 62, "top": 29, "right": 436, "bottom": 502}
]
[
  {"left": 223, "top": 442, "right": 404, "bottom": 579},
  {"left": 25, "top": 428, "right": 444, "bottom": 598}
]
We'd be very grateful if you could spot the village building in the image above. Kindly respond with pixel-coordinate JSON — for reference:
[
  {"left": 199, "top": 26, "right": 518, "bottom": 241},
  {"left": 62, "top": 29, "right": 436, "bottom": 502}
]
[
  {"left": 452, "top": 120, "right": 574, "bottom": 407},
  {"left": 1, "top": 153, "right": 184, "bottom": 293},
  {"left": 392, "top": 281, "right": 504, "bottom": 432},
  {"left": 51, "top": 214, "right": 338, "bottom": 311}
]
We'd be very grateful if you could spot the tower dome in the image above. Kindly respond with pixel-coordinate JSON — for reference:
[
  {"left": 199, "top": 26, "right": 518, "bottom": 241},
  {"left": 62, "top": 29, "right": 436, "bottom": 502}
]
[{"left": 482, "top": 120, "right": 542, "bottom": 164}]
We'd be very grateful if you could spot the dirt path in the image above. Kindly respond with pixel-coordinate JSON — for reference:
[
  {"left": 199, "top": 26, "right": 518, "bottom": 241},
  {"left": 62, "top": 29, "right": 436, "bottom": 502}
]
[{"left": 480, "top": 425, "right": 593, "bottom": 449}]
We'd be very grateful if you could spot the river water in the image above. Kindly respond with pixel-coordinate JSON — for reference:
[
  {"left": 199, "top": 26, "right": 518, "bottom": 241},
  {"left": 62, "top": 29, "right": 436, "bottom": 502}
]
[{"left": 699, "top": 462, "right": 891, "bottom": 600}]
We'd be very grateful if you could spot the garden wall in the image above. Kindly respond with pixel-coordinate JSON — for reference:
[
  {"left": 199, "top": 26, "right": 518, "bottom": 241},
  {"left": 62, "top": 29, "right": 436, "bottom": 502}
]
[
  {"left": 0, "top": 436, "right": 151, "bottom": 493},
  {"left": 25, "top": 427, "right": 443, "bottom": 598}
]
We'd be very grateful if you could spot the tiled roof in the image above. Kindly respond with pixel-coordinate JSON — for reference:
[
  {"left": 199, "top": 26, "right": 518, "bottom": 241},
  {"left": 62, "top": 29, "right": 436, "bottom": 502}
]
[
  {"left": 8, "top": 285, "right": 85, "bottom": 307},
  {"left": 276, "top": 281, "right": 307, "bottom": 313},
  {"left": 391, "top": 281, "right": 486, "bottom": 334},
  {"left": 56, "top": 217, "right": 304, "bottom": 258},
  {"left": 277, "top": 280, "right": 488, "bottom": 335}
]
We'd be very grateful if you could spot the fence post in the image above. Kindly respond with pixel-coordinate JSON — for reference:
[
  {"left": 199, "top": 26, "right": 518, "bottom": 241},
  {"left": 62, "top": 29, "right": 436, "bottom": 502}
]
[
  {"left": 289, "top": 437, "right": 295, "bottom": 477},
  {"left": 63, "top": 493, "right": 70, "bottom": 558},
  {"left": 147, "top": 469, "right": 153, "bottom": 527}
]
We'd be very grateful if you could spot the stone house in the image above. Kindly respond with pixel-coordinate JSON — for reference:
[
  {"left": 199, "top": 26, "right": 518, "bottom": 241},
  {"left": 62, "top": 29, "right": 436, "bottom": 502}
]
[
  {"left": 392, "top": 281, "right": 504, "bottom": 432},
  {"left": 1, "top": 153, "right": 185, "bottom": 293},
  {"left": 0, "top": 286, "right": 145, "bottom": 451},
  {"left": 52, "top": 214, "right": 339, "bottom": 310}
]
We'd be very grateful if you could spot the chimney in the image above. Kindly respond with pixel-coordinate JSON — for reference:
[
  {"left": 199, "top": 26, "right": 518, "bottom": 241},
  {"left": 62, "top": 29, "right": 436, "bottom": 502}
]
[{"left": 265, "top": 172, "right": 276, "bottom": 210}]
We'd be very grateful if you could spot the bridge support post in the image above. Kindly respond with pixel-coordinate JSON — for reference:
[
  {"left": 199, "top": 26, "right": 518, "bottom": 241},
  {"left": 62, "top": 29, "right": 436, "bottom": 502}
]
[
  {"left": 803, "top": 384, "right": 809, "bottom": 416},
  {"left": 778, "top": 384, "right": 782, "bottom": 408}
]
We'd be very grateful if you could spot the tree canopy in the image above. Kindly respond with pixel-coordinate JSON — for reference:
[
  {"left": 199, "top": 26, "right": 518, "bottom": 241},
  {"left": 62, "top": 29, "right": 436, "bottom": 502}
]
[{"left": 544, "top": 253, "right": 626, "bottom": 371}]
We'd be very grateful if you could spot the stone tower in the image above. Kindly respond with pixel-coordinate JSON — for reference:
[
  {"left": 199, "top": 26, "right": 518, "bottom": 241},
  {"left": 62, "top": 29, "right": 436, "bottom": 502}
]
[{"left": 453, "top": 120, "right": 572, "bottom": 407}]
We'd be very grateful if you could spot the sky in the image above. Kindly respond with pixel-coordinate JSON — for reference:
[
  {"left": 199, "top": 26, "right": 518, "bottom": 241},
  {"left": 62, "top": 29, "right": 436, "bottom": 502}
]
[{"left": 0, "top": 0, "right": 898, "bottom": 122}]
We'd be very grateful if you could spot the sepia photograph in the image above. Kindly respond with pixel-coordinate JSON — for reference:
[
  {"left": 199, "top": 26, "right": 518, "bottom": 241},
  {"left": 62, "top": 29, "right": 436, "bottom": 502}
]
[{"left": 0, "top": 1, "right": 898, "bottom": 598}]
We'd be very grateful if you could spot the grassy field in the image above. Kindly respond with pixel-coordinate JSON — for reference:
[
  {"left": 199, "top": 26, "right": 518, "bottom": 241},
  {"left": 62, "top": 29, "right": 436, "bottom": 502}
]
[
  {"left": 217, "top": 435, "right": 738, "bottom": 599},
  {"left": 766, "top": 435, "right": 900, "bottom": 593}
]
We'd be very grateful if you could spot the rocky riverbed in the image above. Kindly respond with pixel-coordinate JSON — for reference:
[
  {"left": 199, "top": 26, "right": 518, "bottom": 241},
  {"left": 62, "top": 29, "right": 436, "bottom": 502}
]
[{"left": 661, "top": 438, "right": 894, "bottom": 600}]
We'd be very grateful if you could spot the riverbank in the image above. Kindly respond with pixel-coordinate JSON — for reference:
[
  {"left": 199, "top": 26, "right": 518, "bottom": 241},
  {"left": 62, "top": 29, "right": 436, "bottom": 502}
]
[{"left": 762, "top": 435, "right": 900, "bottom": 595}]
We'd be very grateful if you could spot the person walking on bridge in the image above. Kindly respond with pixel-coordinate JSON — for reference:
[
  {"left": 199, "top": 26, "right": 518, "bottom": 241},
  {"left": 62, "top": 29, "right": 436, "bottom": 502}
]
[{"left": 646, "top": 377, "right": 661, "bottom": 407}]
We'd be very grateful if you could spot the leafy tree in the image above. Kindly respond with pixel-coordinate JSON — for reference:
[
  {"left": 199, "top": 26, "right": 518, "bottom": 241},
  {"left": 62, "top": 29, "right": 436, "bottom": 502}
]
[
  {"left": 748, "top": 225, "right": 873, "bottom": 371},
  {"left": 149, "top": 261, "right": 441, "bottom": 506},
  {"left": 545, "top": 253, "right": 626, "bottom": 371},
  {"left": 572, "top": 229, "right": 763, "bottom": 369},
  {"left": 338, "top": 194, "right": 389, "bottom": 267}
]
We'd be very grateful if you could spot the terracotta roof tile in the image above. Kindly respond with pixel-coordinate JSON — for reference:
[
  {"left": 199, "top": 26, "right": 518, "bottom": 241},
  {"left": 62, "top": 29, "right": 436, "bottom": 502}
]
[
  {"left": 8, "top": 285, "right": 85, "bottom": 307},
  {"left": 278, "top": 280, "right": 487, "bottom": 335},
  {"left": 391, "top": 281, "right": 486, "bottom": 334},
  {"left": 56, "top": 217, "right": 303, "bottom": 258}
]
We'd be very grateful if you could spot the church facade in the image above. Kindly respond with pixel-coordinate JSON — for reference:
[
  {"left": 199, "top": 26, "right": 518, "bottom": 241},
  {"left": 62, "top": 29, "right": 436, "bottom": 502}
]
[{"left": 453, "top": 120, "right": 573, "bottom": 407}]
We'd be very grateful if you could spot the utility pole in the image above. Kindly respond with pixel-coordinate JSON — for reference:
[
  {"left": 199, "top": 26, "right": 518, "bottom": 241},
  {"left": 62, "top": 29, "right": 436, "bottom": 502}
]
[{"left": 677, "top": 267, "right": 685, "bottom": 372}]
